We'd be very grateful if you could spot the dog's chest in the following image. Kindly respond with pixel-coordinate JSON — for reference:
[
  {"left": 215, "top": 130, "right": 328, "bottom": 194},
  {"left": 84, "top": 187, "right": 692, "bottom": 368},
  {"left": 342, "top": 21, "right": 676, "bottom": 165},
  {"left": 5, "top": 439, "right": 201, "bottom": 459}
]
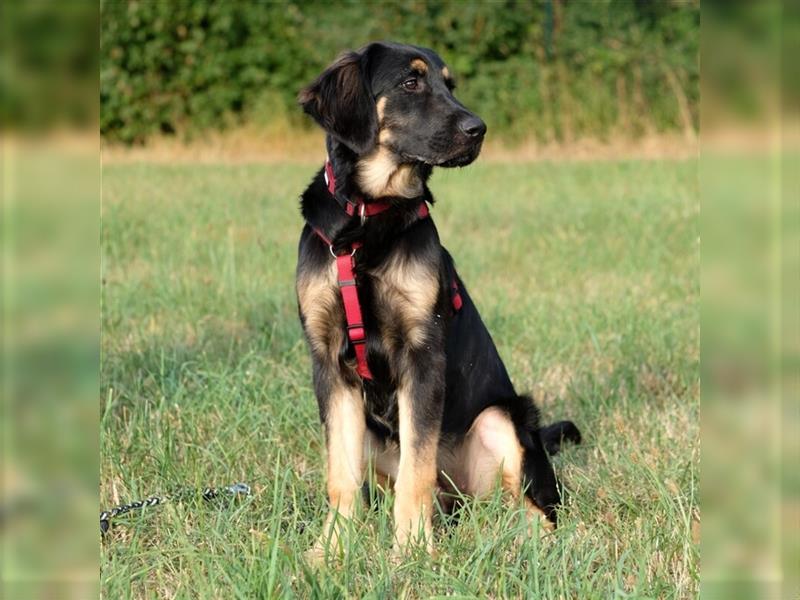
[{"left": 297, "top": 249, "right": 439, "bottom": 370}]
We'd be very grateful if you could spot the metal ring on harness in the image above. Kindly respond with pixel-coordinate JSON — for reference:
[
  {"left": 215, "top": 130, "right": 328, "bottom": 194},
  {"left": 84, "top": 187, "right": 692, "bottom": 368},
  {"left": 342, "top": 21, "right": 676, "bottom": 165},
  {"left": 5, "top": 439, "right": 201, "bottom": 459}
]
[{"left": 330, "top": 245, "right": 357, "bottom": 258}]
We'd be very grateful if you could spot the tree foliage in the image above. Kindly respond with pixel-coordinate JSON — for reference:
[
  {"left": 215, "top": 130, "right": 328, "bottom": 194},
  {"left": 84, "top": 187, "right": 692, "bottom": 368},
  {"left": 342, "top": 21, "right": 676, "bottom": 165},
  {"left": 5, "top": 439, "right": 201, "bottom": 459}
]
[{"left": 101, "top": 0, "right": 698, "bottom": 144}]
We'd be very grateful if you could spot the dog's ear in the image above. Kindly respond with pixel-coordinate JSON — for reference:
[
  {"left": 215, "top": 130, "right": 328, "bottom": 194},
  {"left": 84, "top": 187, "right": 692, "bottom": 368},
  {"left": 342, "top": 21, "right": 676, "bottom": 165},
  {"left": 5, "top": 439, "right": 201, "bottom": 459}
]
[{"left": 298, "top": 51, "right": 377, "bottom": 155}]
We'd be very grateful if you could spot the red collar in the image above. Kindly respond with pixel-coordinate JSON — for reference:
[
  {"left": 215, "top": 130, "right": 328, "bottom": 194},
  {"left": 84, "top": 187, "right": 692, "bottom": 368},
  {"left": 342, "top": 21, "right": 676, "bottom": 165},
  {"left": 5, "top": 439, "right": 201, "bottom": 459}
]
[
  {"left": 325, "top": 159, "right": 404, "bottom": 220},
  {"left": 315, "top": 159, "right": 430, "bottom": 245}
]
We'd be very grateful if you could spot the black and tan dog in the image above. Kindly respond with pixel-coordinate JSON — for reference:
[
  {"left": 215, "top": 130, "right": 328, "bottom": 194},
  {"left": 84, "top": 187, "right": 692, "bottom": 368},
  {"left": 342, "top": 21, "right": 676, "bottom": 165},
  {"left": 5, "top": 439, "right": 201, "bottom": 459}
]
[{"left": 296, "top": 42, "right": 580, "bottom": 556}]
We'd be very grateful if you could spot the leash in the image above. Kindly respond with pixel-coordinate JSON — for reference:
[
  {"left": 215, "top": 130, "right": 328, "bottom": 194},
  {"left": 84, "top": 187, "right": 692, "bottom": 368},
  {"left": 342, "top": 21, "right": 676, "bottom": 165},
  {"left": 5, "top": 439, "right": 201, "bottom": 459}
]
[
  {"left": 314, "top": 159, "right": 462, "bottom": 381},
  {"left": 100, "top": 482, "right": 251, "bottom": 535}
]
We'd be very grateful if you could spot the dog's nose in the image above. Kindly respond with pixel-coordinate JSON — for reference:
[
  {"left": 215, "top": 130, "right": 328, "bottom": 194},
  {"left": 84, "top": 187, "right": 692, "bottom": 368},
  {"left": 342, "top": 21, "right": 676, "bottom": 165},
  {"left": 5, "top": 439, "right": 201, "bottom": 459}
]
[{"left": 459, "top": 115, "right": 487, "bottom": 138}]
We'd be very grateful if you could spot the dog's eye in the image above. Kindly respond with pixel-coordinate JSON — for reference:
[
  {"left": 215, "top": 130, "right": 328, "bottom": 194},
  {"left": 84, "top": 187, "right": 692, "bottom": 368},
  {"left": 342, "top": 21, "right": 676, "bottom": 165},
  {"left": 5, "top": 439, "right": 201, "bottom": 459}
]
[{"left": 401, "top": 78, "right": 419, "bottom": 91}]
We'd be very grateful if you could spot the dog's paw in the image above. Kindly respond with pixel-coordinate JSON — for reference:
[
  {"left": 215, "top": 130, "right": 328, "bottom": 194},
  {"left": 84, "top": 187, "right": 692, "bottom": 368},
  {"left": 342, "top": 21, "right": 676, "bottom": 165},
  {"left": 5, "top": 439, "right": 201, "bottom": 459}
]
[
  {"left": 391, "top": 524, "right": 436, "bottom": 563},
  {"left": 304, "top": 543, "right": 328, "bottom": 567},
  {"left": 305, "top": 514, "right": 347, "bottom": 566},
  {"left": 389, "top": 541, "right": 436, "bottom": 564},
  {"left": 524, "top": 498, "right": 556, "bottom": 537},
  {"left": 305, "top": 530, "right": 349, "bottom": 567}
]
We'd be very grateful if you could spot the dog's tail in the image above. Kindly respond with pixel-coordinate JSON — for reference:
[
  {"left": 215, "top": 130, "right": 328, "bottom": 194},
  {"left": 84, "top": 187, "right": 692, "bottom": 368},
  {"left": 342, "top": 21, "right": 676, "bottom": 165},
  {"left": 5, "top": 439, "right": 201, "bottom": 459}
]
[
  {"left": 503, "top": 394, "right": 581, "bottom": 456},
  {"left": 539, "top": 420, "right": 582, "bottom": 455}
]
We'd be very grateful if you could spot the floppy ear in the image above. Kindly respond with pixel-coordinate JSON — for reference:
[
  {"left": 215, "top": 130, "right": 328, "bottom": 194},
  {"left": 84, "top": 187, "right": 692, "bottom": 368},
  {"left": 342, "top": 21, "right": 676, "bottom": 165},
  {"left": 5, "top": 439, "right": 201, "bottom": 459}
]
[{"left": 298, "top": 51, "right": 378, "bottom": 155}]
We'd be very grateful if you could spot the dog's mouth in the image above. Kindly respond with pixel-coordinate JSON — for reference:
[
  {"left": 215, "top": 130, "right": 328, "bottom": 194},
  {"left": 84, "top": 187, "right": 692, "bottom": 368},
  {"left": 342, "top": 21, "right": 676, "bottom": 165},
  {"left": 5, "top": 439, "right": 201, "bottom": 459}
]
[
  {"left": 399, "top": 141, "right": 483, "bottom": 169},
  {"left": 437, "top": 143, "right": 483, "bottom": 168}
]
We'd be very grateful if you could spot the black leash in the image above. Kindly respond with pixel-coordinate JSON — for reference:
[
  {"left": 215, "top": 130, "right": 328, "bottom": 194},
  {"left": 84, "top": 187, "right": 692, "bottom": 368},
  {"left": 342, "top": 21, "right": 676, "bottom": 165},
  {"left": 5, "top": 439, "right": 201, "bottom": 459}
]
[{"left": 100, "top": 482, "right": 251, "bottom": 535}]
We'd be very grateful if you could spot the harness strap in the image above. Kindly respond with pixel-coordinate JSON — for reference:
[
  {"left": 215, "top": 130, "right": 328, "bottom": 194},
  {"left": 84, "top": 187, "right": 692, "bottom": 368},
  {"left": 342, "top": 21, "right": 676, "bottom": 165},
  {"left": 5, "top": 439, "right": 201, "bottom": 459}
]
[
  {"left": 312, "top": 223, "right": 374, "bottom": 378},
  {"left": 451, "top": 278, "right": 463, "bottom": 311},
  {"left": 335, "top": 247, "right": 373, "bottom": 379}
]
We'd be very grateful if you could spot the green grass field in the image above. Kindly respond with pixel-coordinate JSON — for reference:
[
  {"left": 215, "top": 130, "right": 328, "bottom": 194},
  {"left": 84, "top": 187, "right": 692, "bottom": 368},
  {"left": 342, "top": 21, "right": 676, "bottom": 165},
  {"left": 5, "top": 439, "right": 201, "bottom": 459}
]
[{"left": 101, "top": 158, "right": 699, "bottom": 598}]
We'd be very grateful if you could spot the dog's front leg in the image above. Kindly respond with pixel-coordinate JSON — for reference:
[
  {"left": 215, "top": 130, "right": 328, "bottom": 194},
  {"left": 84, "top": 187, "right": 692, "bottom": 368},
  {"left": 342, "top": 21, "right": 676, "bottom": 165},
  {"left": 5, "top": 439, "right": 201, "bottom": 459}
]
[
  {"left": 312, "top": 374, "right": 366, "bottom": 559},
  {"left": 393, "top": 349, "right": 445, "bottom": 554}
]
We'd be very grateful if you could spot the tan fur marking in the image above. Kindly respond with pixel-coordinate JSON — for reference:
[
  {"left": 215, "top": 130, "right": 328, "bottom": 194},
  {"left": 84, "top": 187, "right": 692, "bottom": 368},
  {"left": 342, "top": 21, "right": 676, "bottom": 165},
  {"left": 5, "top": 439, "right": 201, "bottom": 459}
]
[
  {"left": 378, "top": 128, "right": 393, "bottom": 144},
  {"left": 373, "top": 249, "right": 438, "bottom": 350},
  {"left": 326, "top": 384, "right": 366, "bottom": 516},
  {"left": 297, "top": 261, "right": 342, "bottom": 362},
  {"left": 393, "top": 381, "right": 438, "bottom": 551},
  {"left": 356, "top": 146, "right": 422, "bottom": 198},
  {"left": 441, "top": 66, "right": 450, "bottom": 79},
  {"left": 525, "top": 497, "right": 553, "bottom": 524},
  {"left": 440, "top": 407, "right": 524, "bottom": 497},
  {"left": 376, "top": 97, "right": 394, "bottom": 144},
  {"left": 410, "top": 58, "right": 428, "bottom": 73},
  {"left": 376, "top": 97, "right": 388, "bottom": 124},
  {"left": 310, "top": 383, "right": 366, "bottom": 559},
  {"left": 358, "top": 92, "right": 422, "bottom": 197}
]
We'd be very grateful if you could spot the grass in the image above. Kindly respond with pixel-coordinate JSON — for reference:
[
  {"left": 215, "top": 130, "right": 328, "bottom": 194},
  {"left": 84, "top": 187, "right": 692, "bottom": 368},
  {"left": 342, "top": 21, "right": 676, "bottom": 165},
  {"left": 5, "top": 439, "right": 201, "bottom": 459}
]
[{"left": 100, "top": 158, "right": 699, "bottom": 598}]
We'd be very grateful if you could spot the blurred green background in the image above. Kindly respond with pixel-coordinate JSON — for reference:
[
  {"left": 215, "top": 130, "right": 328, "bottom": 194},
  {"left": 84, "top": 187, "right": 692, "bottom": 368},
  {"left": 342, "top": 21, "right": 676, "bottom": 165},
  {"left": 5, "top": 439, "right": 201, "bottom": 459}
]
[
  {"left": 3, "top": 0, "right": 798, "bottom": 597},
  {"left": 100, "top": 0, "right": 699, "bottom": 145}
]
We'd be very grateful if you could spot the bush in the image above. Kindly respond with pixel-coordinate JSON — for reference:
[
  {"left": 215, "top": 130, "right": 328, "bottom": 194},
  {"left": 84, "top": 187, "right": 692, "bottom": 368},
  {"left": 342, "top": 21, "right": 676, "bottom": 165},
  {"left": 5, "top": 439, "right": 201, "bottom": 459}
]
[{"left": 101, "top": 0, "right": 698, "bottom": 145}]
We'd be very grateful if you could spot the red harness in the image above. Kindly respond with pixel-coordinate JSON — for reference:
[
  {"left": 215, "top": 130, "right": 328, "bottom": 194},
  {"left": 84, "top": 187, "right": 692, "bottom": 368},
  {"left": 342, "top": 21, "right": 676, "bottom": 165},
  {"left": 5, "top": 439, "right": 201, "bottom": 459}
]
[{"left": 313, "top": 159, "right": 462, "bottom": 380}]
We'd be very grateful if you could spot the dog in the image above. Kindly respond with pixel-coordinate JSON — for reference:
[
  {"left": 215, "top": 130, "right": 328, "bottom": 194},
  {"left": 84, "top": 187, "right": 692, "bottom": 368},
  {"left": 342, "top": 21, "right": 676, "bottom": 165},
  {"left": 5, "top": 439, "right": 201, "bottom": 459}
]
[{"left": 296, "top": 42, "right": 580, "bottom": 557}]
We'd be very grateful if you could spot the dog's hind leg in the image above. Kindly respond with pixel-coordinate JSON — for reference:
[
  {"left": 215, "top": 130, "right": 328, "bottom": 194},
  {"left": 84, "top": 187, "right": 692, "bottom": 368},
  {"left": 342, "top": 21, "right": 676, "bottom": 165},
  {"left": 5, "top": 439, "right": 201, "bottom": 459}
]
[{"left": 449, "top": 405, "right": 561, "bottom": 529}]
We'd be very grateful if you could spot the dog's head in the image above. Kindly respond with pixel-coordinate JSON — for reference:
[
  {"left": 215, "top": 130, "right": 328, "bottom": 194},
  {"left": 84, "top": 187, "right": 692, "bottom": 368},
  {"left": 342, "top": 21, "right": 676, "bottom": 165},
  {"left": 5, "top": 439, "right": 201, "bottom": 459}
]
[{"left": 299, "top": 42, "right": 486, "bottom": 170}]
